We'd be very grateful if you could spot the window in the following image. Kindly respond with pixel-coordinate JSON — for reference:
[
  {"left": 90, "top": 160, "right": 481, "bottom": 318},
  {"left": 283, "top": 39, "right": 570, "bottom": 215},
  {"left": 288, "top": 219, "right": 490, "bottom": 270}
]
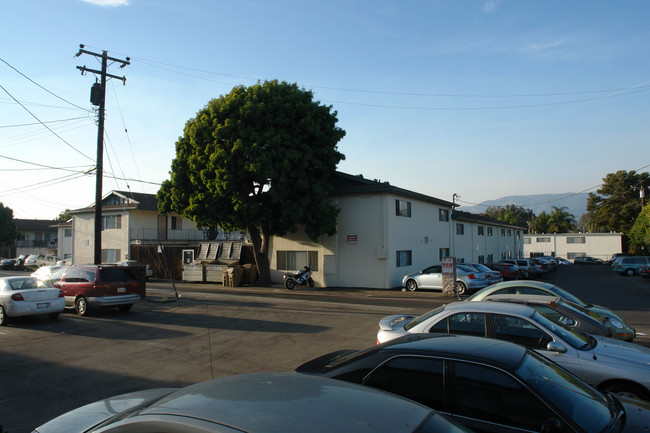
[
  {"left": 363, "top": 357, "right": 445, "bottom": 410},
  {"left": 567, "top": 237, "right": 586, "bottom": 244},
  {"left": 64, "top": 228, "right": 72, "bottom": 237},
  {"left": 445, "top": 312, "right": 486, "bottom": 337},
  {"left": 487, "top": 254, "right": 493, "bottom": 263},
  {"left": 516, "top": 231, "right": 521, "bottom": 239},
  {"left": 501, "top": 228, "right": 506, "bottom": 236},
  {"left": 101, "top": 249, "right": 121, "bottom": 263},
  {"left": 396, "top": 200, "right": 411, "bottom": 217},
  {"left": 439, "top": 248, "right": 449, "bottom": 261},
  {"left": 501, "top": 252, "right": 506, "bottom": 260},
  {"left": 478, "top": 255, "right": 484, "bottom": 264},
  {"left": 454, "top": 362, "right": 556, "bottom": 431},
  {"left": 456, "top": 223, "right": 464, "bottom": 235},
  {"left": 507, "top": 229, "right": 512, "bottom": 237},
  {"left": 477, "top": 226, "right": 484, "bottom": 236},
  {"left": 171, "top": 216, "right": 182, "bottom": 230},
  {"left": 277, "top": 251, "right": 319, "bottom": 271},
  {"left": 536, "top": 237, "right": 551, "bottom": 243},
  {"left": 65, "top": 268, "right": 95, "bottom": 283},
  {"left": 439, "top": 208, "right": 449, "bottom": 222},
  {"left": 491, "top": 314, "right": 552, "bottom": 349},
  {"left": 487, "top": 227, "right": 493, "bottom": 236},
  {"left": 102, "top": 215, "right": 121, "bottom": 230},
  {"left": 523, "top": 238, "right": 531, "bottom": 244},
  {"left": 396, "top": 250, "right": 412, "bottom": 267}
]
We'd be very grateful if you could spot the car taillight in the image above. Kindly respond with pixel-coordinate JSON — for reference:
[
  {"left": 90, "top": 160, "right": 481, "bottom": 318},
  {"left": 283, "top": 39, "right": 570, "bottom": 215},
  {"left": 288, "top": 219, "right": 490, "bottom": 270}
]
[
  {"left": 375, "top": 338, "right": 381, "bottom": 345},
  {"left": 58, "top": 290, "right": 64, "bottom": 298},
  {"left": 11, "top": 293, "right": 24, "bottom": 301},
  {"left": 467, "top": 273, "right": 476, "bottom": 279}
]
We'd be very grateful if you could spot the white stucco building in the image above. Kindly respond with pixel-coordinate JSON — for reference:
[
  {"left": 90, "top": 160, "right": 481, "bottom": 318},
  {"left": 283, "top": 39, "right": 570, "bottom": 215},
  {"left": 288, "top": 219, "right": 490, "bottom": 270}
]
[
  {"left": 523, "top": 233, "right": 623, "bottom": 261},
  {"left": 269, "top": 173, "right": 525, "bottom": 289}
]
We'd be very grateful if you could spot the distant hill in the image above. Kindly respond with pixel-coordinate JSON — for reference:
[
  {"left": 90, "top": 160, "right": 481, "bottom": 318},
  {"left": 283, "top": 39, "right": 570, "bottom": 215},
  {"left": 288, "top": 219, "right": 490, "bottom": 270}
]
[{"left": 458, "top": 193, "right": 589, "bottom": 219}]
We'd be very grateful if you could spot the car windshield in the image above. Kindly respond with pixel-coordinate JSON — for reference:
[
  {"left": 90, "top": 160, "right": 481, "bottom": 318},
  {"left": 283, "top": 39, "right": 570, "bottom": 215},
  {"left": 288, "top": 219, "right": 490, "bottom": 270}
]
[
  {"left": 516, "top": 351, "right": 616, "bottom": 433},
  {"left": 559, "top": 299, "right": 603, "bottom": 323},
  {"left": 531, "top": 311, "right": 590, "bottom": 350},
  {"left": 545, "top": 285, "right": 585, "bottom": 307},
  {"left": 404, "top": 306, "right": 445, "bottom": 331}
]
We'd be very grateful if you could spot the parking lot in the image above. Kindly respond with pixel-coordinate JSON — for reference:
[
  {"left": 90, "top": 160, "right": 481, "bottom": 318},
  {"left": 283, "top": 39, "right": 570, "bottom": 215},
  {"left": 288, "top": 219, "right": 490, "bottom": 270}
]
[{"left": 0, "top": 264, "right": 648, "bottom": 432}]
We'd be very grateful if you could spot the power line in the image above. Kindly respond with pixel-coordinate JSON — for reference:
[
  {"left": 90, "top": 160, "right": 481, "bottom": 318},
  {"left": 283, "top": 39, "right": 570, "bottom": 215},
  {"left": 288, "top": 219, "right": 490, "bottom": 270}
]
[
  {"left": 0, "top": 116, "right": 90, "bottom": 129},
  {"left": 0, "top": 154, "right": 92, "bottom": 173}
]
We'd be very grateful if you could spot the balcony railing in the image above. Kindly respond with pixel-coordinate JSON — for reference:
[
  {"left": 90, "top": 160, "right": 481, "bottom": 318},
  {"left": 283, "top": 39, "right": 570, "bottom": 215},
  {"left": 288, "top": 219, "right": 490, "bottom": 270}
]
[{"left": 15, "top": 240, "right": 58, "bottom": 248}]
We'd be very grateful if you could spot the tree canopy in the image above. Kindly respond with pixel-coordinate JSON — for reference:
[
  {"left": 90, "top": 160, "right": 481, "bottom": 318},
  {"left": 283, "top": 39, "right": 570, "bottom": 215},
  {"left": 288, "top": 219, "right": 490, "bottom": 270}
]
[
  {"left": 629, "top": 205, "right": 650, "bottom": 253},
  {"left": 57, "top": 209, "right": 72, "bottom": 222},
  {"left": 482, "top": 204, "right": 534, "bottom": 230},
  {"left": 586, "top": 170, "right": 649, "bottom": 234},
  {"left": 157, "top": 80, "right": 346, "bottom": 284},
  {"left": 0, "top": 203, "right": 17, "bottom": 246}
]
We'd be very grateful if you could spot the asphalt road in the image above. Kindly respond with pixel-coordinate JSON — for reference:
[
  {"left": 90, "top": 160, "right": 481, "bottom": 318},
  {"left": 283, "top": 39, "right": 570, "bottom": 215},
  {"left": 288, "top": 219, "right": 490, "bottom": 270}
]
[{"left": 0, "top": 264, "right": 648, "bottom": 432}]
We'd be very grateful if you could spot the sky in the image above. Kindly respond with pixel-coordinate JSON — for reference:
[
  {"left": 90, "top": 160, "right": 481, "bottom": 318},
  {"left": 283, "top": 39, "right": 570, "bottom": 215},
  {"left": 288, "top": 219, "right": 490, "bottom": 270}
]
[{"left": 1, "top": 0, "right": 649, "bottom": 220}]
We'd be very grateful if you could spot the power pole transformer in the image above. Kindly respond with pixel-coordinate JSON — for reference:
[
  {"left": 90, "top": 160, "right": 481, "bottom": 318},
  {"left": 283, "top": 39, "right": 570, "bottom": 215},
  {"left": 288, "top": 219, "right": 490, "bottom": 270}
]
[{"left": 75, "top": 44, "right": 130, "bottom": 265}]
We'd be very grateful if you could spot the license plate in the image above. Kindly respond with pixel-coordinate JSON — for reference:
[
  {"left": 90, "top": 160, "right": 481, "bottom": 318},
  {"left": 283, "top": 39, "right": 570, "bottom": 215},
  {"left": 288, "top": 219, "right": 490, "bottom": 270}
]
[
  {"left": 117, "top": 287, "right": 126, "bottom": 293},
  {"left": 37, "top": 303, "right": 50, "bottom": 309}
]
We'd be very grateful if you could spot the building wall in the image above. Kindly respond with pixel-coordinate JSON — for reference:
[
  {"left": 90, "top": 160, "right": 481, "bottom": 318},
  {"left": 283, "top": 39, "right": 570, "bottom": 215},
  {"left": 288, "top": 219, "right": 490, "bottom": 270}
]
[
  {"left": 523, "top": 233, "right": 622, "bottom": 261},
  {"left": 57, "top": 225, "right": 73, "bottom": 260},
  {"left": 72, "top": 211, "right": 130, "bottom": 264}
]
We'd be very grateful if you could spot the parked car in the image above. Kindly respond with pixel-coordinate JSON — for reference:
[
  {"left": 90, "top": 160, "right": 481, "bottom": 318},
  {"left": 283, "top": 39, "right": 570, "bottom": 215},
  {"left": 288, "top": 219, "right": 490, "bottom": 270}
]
[
  {"left": 487, "top": 262, "right": 527, "bottom": 280},
  {"left": 48, "top": 265, "right": 141, "bottom": 315},
  {"left": 24, "top": 254, "right": 45, "bottom": 267},
  {"left": 461, "top": 263, "right": 503, "bottom": 285},
  {"left": 0, "top": 276, "right": 65, "bottom": 325},
  {"left": 401, "top": 264, "right": 490, "bottom": 295},
  {"left": 33, "top": 372, "right": 473, "bottom": 433},
  {"left": 611, "top": 256, "right": 650, "bottom": 276},
  {"left": 607, "top": 253, "right": 633, "bottom": 265},
  {"left": 640, "top": 264, "right": 650, "bottom": 278},
  {"left": 465, "top": 280, "right": 636, "bottom": 341},
  {"left": 574, "top": 256, "right": 604, "bottom": 265},
  {"left": 478, "top": 293, "right": 616, "bottom": 339},
  {"left": 375, "top": 301, "right": 650, "bottom": 400},
  {"left": 501, "top": 258, "right": 542, "bottom": 277},
  {"left": 555, "top": 257, "right": 573, "bottom": 265},
  {"left": 1, "top": 257, "right": 17, "bottom": 270},
  {"left": 531, "top": 257, "right": 555, "bottom": 272},
  {"left": 297, "top": 333, "right": 650, "bottom": 433},
  {"left": 31, "top": 265, "right": 66, "bottom": 281},
  {"left": 115, "top": 259, "right": 153, "bottom": 279}
]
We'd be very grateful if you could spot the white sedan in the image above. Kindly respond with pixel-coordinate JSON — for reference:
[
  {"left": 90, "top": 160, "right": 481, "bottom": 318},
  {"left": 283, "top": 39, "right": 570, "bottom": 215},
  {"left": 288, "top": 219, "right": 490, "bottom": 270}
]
[{"left": 0, "top": 276, "right": 65, "bottom": 325}]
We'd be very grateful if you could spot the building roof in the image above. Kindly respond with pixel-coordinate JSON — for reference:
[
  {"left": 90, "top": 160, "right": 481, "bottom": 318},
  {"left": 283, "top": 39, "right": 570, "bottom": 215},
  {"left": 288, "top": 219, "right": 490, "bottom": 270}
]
[
  {"left": 332, "top": 172, "right": 454, "bottom": 207},
  {"left": 452, "top": 209, "right": 526, "bottom": 230},
  {"left": 71, "top": 190, "right": 159, "bottom": 214},
  {"left": 13, "top": 219, "right": 59, "bottom": 232}
]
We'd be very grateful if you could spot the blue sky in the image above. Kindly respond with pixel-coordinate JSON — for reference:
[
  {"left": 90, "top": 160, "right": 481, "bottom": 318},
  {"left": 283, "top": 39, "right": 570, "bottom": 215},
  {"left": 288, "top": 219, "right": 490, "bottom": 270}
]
[{"left": 1, "top": 0, "right": 649, "bottom": 219}]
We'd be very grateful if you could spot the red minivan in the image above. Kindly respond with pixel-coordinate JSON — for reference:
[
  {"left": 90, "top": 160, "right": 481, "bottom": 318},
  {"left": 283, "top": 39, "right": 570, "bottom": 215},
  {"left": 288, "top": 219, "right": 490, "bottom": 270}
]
[{"left": 49, "top": 265, "right": 141, "bottom": 316}]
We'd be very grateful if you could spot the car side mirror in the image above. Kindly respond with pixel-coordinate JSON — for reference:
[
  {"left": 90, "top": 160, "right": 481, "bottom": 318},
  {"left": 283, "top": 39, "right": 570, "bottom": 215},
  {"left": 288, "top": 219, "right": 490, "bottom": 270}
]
[
  {"left": 546, "top": 341, "right": 567, "bottom": 353},
  {"left": 541, "top": 418, "right": 562, "bottom": 433}
]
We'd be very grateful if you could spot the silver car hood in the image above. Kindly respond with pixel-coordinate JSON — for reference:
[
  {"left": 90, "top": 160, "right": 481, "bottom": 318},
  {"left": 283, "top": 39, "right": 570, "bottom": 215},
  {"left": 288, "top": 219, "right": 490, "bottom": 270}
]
[
  {"left": 589, "top": 336, "right": 650, "bottom": 367},
  {"left": 34, "top": 388, "right": 177, "bottom": 433}
]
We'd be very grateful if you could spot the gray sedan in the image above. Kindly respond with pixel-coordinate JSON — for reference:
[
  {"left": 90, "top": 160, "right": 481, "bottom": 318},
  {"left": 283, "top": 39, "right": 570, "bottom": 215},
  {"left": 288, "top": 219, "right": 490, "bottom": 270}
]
[
  {"left": 33, "top": 372, "right": 472, "bottom": 433},
  {"left": 376, "top": 301, "right": 650, "bottom": 400},
  {"left": 401, "top": 264, "right": 490, "bottom": 295}
]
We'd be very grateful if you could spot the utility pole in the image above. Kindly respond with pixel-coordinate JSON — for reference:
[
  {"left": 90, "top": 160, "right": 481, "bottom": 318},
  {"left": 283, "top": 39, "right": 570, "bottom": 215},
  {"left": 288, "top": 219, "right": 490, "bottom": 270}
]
[{"left": 75, "top": 44, "right": 129, "bottom": 264}]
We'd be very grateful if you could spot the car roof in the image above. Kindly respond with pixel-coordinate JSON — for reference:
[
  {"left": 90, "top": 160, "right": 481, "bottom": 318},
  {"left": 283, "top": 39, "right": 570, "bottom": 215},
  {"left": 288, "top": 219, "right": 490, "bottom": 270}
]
[
  {"left": 385, "top": 334, "right": 528, "bottom": 371},
  {"left": 481, "top": 294, "right": 561, "bottom": 304},
  {"left": 444, "top": 300, "right": 537, "bottom": 316},
  {"left": 138, "top": 372, "right": 438, "bottom": 433}
]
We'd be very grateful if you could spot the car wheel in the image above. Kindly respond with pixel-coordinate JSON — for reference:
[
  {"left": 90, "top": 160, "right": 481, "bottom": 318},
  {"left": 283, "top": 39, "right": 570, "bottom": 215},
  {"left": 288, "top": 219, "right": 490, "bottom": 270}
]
[
  {"left": 625, "top": 268, "right": 635, "bottom": 276},
  {"left": 405, "top": 279, "right": 418, "bottom": 292},
  {"left": 118, "top": 304, "right": 132, "bottom": 312},
  {"left": 75, "top": 297, "right": 89, "bottom": 316},
  {"left": 602, "top": 383, "right": 649, "bottom": 401},
  {"left": 48, "top": 313, "right": 60, "bottom": 320},
  {"left": 455, "top": 281, "right": 467, "bottom": 296},
  {"left": 0, "top": 305, "right": 6, "bottom": 326}
]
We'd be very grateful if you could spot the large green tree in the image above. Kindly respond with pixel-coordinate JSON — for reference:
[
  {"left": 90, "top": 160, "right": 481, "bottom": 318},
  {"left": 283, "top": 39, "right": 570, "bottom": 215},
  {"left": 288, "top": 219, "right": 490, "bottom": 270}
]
[
  {"left": 0, "top": 203, "right": 17, "bottom": 246},
  {"left": 529, "top": 211, "right": 550, "bottom": 233},
  {"left": 586, "top": 170, "right": 649, "bottom": 234},
  {"left": 483, "top": 204, "right": 534, "bottom": 230},
  {"left": 546, "top": 206, "right": 576, "bottom": 233},
  {"left": 629, "top": 205, "right": 650, "bottom": 253},
  {"left": 158, "top": 80, "right": 346, "bottom": 285}
]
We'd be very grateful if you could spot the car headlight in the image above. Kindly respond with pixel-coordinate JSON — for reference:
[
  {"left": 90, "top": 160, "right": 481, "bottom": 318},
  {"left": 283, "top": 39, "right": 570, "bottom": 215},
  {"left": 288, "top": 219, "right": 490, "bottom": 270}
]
[{"left": 608, "top": 318, "right": 624, "bottom": 330}]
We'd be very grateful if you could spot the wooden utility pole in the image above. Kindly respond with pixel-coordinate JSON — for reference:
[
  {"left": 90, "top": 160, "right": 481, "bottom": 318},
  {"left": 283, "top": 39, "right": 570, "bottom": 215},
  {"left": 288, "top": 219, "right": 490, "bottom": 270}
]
[{"left": 75, "top": 44, "right": 129, "bottom": 264}]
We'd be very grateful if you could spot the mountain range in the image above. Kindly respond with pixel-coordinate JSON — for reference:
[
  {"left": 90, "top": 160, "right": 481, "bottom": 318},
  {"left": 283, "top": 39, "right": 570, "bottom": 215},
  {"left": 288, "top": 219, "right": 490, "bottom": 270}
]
[{"left": 458, "top": 192, "right": 589, "bottom": 219}]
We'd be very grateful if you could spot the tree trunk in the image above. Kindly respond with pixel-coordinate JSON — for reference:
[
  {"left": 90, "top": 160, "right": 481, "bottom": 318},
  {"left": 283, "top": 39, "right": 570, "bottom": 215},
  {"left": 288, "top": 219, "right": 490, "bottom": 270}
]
[{"left": 247, "top": 223, "right": 272, "bottom": 286}]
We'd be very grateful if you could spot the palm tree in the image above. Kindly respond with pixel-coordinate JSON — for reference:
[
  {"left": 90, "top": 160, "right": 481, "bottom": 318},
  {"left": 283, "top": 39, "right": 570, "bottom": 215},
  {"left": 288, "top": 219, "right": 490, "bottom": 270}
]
[{"left": 547, "top": 206, "right": 576, "bottom": 233}]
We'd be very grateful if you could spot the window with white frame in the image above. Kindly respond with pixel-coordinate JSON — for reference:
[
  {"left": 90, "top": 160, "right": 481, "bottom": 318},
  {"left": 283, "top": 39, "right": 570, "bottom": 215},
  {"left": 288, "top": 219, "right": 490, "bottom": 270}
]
[
  {"left": 64, "top": 228, "right": 72, "bottom": 237},
  {"left": 456, "top": 223, "right": 464, "bottom": 235},
  {"left": 487, "top": 227, "right": 493, "bottom": 236},
  {"left": 396, "top": 250, "right": 412, "bottom": 267},
  {"left": 567, "top": 237, "right": 586, "bottom": 244},
  {"left": 536, "top": 237, "right": 551, "bottom": 243},
  {"left": 478, "top": 226, "right": 484, "bottom": 236},
  {"left": 277, "top": 251, "right": 319, "bottom": 271},
  {"left": 171, "top": 216, "right": 182, "bottom": 230},
  {"left": 101, "top": 249, "right": 121, "bottom": 263},
  {"left": 439, "top": 248, "right": 450, "bottom": 261},
  {"left": 439, "top": 209, "right": 449, "bottom": 222}
]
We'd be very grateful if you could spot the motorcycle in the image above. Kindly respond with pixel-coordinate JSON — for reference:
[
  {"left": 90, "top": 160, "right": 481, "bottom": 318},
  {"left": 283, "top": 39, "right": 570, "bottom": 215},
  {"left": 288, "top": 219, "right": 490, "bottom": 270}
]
[{"left": 283, "top": 266, "right": 314, "bottom": 290}]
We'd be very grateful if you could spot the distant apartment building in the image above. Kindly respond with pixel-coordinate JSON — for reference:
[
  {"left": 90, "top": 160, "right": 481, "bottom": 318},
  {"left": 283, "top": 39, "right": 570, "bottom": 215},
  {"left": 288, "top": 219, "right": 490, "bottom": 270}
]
[{"left": 523, "top": 233, "right": 623, "bottom": 261}]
